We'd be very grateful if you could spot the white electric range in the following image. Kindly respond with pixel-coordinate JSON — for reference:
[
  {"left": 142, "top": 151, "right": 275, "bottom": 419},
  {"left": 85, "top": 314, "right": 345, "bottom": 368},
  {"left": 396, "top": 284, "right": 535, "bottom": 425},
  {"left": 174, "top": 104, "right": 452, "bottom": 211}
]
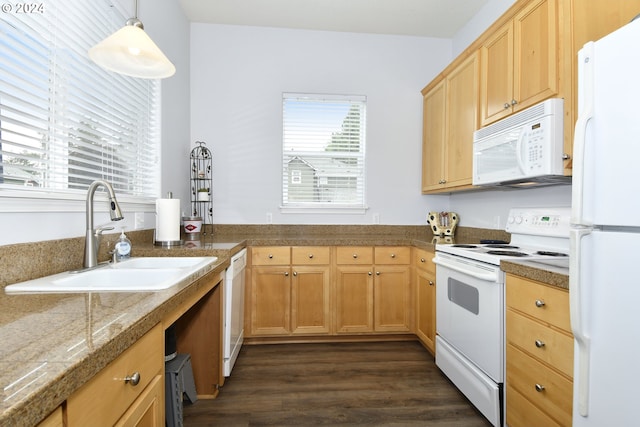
[{"left": 433, "top": 207, "right": 570, "bottom": 427}]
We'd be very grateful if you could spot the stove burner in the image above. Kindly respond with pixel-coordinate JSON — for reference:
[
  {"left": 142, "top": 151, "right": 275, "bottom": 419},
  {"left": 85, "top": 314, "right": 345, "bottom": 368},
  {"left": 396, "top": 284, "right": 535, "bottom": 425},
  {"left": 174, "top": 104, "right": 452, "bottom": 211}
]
[
  {"left": 486, "top": 250, "right": 529, "bottom": 257},
  {"left": 452, "top": 244, "right": 478, "bottom": 248},
  {"left": 536, "top": 251, "right": 568, "bottom": 257},
  {"left": 485, "top": 244, "right": 519, "bottom": 249}
]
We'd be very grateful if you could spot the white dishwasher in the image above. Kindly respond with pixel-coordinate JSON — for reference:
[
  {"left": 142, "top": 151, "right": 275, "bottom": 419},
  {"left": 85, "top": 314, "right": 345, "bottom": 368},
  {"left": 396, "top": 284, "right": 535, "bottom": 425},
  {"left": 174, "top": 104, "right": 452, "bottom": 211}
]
[{"left": 223, "top": 248, "right": 247, "bottom": 377}]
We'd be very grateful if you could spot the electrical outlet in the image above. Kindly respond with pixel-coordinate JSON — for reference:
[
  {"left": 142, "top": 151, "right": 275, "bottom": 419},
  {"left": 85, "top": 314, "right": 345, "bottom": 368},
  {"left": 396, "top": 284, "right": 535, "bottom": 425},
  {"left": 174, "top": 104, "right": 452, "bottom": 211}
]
[
  {"left": 266, "top": 212, "right": 273, "bottom": 224},
  {"left": 373, "top": 213, "right": 380, "bottom": 224},
  {"left": 134, "top": 212, "right": 145, "bottom": 230}
]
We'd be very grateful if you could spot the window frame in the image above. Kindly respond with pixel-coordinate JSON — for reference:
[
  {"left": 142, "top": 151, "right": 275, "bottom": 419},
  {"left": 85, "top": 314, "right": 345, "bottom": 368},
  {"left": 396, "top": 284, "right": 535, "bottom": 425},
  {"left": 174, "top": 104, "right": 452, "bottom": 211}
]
[{"left": 280, "top": 92, "right": 368, "bottom": 214}]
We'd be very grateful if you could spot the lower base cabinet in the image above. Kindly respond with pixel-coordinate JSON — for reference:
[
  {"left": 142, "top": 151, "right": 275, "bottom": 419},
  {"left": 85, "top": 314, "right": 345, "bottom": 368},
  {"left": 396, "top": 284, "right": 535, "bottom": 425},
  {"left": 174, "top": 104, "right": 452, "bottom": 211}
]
[
  {"left": 66, "top": 324, "right": 164, "bottom": 427},
  {"left": 414, "top": 248, "right": 436, "bottom": 353}
]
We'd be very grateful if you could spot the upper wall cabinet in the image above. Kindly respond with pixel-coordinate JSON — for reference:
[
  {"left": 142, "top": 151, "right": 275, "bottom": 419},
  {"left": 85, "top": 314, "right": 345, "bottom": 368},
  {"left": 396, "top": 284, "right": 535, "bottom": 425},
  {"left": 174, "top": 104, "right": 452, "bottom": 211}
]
[
  {"left": 479, "top": 0, "right": 558, "bottom": 127},
  {"left": 422, "top": 52, "right": 479, "bottom": 193}
]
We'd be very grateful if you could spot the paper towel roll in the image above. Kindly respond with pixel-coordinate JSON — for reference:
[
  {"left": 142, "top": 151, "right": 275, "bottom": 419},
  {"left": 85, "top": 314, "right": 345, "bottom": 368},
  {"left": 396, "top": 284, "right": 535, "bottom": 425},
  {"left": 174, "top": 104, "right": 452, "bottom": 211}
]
[{"left": 156, "top": 198, "right": 181, "bottom": 242}]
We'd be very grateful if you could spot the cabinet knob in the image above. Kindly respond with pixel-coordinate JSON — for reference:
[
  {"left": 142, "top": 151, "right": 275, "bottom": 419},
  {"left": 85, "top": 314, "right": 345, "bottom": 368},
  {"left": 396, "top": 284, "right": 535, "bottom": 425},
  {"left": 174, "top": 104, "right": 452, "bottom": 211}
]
[
  {"left": 124, "top": 372, "right": 141, "bottom": 386},
  {"left": 504, "top": 102, "right": 510, "bottom": 109},
  {"left": 376, "top": 271, "right": 381, "bottom": 276},
  {"left": 368, "top": 271, "right": 373, "bottom": 276},
  {"left": 284, "top": 271, "right": 289, "bottom": 276},
  {"left": 293, "top": 271, "right": 297, "bottom": 277},
  {"left": 429, "top": 280, "right": 434, "bottom": 286},
  {"left": 308, "top": 254, "right": 314, "bottom": 259},
  {"left": 390, "top": 253, "right": 396, "bottom": 258},
  {"left": 535, "top": 299, "right": 546, "bottom": 307},
  {"left": 268, "top": 254, "right": 273, "bottom": 259},
  {"left": 420, "top": 258, "right": 426, "bottom": 263},
  {"left": 535, "top": 340, "right": 545, "bottom": 348},
  {"left": 535, "top": 384, "right": 545, "bottom": 392},
  {"left": 511, "top": 99, "right": 518, "bottom": 106},
  {"left": 353, "top": 254, "right": 358, "bottom": 259}
]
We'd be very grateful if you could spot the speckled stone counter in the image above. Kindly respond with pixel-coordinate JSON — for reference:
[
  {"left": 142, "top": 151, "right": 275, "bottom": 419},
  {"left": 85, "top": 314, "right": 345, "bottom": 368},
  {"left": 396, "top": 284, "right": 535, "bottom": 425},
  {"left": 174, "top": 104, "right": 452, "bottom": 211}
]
[
  {"left": 501, "top": 259, "right": 569, "bottom": 289},
  {"left": 0, "top": 223, "right": 529, "bottom": 426}
]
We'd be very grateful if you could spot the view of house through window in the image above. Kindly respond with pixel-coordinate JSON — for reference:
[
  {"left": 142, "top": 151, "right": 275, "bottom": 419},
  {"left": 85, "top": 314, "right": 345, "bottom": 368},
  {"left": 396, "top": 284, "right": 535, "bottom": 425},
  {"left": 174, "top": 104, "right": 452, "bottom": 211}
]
[
  {"left": 282, "top": 93, "right": 366, "bottom": 209},
  {"left": 0, "top": 1, "right": 160, "bottom": 201}
]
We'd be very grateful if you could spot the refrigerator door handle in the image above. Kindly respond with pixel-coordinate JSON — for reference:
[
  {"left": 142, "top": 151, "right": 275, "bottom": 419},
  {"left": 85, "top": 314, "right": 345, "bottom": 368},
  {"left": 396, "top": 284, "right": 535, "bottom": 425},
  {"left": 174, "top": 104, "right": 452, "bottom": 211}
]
[
  {"left": 572, "top": 42, "right": 595, "bottom": 226},
  {"left": 570, "top": 227, "right": 592, "bottom": 417}
]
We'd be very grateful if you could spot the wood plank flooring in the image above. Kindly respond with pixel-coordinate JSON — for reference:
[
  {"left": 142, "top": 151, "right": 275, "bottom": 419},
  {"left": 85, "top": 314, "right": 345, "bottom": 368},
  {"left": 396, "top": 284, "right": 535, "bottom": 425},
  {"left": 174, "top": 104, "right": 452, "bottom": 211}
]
[{"left": 182, "top": 340, "right": 493, "bottom": 426}]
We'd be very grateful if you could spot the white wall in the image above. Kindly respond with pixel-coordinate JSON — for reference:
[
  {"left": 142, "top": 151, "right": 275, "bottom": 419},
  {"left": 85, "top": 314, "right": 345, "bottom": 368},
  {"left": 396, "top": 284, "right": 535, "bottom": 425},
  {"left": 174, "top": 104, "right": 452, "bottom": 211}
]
[
  {"left": 190, "top": 24, "right": 452, "bottom": 225},
  {"left": 0, "top": 0, "right": 191, "bottom": 246}
]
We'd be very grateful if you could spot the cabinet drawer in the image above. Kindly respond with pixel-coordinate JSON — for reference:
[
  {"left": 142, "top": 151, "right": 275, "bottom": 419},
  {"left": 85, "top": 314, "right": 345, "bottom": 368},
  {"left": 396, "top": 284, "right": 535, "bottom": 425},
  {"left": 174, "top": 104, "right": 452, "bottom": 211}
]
[
  {"left": 506, "top": 274, "right": 571, "bottom": 332},
  {"left": 507, "top": 344, "right": 573, "bottom": 427},
  {"left": 67, "top": 324, "right": 163, "bottom": 427},
  {"left": 292, "top": 246, "right": 330, "bottom": 265},
  {"left": 414, "top": 248, "right": 435, "bottom": 273},
  {"left": 251, "top": 246, "right": 291, "bottom": 265},
  {"left": 506, "top": 384, "right": 563, "bottom": 427},
  {"left": 336, "top": 246, "right": 373, "bottom": 265},
  {"left": 374, "top": 246, "right": 410, "bottom": 265},
  {"left": 507, "top": 309, "right": 573, "bottom": 378}
]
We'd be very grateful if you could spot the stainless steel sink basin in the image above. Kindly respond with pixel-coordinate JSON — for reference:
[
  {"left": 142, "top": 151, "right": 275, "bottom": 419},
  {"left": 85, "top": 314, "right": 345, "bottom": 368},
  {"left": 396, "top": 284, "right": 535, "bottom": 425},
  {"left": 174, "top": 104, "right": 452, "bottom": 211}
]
[{"left": 5, "top": 256, "right": 218, "bottom": 293}]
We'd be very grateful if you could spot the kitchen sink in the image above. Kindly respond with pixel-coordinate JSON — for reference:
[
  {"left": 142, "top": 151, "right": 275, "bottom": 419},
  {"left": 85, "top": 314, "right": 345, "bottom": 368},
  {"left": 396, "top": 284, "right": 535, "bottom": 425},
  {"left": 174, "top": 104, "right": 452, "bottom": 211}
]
[{"left": 5, "top": 256, "right": 218, "bottom": 293}]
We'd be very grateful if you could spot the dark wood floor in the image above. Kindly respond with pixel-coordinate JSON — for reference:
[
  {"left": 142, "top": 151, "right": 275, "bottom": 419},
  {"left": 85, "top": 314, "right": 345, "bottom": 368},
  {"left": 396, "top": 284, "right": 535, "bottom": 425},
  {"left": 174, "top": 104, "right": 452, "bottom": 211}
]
[{"left": 183, "top": 340, "right": 493, "bottom": 426}]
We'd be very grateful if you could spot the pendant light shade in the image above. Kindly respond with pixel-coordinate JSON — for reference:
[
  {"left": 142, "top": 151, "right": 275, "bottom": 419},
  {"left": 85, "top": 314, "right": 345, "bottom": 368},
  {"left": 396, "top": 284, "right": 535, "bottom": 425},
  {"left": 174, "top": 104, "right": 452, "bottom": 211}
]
[{"left": 89, "top": 14, "right": 175, "bottom": 79}]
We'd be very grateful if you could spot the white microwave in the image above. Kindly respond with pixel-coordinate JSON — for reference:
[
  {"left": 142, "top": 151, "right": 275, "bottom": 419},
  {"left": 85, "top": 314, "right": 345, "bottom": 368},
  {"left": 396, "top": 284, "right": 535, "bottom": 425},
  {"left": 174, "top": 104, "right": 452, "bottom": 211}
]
[{"left": 472, "top": 98, "right": 570, "bottom": 187}]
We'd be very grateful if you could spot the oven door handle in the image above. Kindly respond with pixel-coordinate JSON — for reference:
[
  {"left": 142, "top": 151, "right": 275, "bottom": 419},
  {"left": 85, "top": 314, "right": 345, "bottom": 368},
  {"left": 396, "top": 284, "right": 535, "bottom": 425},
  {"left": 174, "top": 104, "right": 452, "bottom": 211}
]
[{"left": 433, "top": 257, "right": 498, "bottom": 282}]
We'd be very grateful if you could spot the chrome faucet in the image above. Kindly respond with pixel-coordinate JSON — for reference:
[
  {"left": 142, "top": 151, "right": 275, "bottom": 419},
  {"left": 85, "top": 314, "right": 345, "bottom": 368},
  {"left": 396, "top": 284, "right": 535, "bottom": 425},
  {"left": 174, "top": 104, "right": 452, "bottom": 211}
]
[{"left": 84, "top": 180, "right": 124, "bottom": 269}]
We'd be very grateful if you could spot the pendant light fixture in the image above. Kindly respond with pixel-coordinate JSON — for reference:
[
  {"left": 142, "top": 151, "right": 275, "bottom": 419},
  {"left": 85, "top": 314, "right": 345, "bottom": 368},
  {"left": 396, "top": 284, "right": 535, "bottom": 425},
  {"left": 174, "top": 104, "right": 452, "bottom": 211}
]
[{"left": 89, "top": 0, "right": 175, "bottom": 79}]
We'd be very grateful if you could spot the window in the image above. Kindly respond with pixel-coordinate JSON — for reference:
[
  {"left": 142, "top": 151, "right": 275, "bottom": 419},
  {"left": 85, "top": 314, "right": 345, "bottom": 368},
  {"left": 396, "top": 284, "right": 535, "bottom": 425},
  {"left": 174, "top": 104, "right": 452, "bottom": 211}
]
[
  {"left": 282, "top": 93, "right": 366, "bottom": 211},
  {"left": 0, "top": 1, "right": 160, "bottom": 206}
]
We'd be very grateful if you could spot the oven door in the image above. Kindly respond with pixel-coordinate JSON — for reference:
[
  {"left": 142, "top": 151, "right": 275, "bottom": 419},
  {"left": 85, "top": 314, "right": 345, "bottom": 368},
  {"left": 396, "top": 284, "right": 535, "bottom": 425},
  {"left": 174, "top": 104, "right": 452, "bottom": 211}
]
[{"left": 434, "top": 252, "right": 504, "bottom": 382}]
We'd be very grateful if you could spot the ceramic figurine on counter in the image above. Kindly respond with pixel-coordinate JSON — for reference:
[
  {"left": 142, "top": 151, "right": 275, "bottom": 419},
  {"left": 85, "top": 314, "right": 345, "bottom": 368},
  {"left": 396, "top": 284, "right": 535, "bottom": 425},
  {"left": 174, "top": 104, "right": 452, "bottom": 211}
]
[{"left": 427, "top": 211, "right": 459, "bottom": 236}]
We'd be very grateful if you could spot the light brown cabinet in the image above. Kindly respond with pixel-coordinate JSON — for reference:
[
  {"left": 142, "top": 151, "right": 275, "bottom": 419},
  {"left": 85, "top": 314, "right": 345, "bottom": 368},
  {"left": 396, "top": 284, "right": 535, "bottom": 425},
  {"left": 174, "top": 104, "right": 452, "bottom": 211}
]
[
  {"left": 505, "top": 274, "right": 573, "bottom": 427},
  {"left": 67, "top": 324, "right": 164, "bottom": 427},
  {"left": 422, "top": 52, "right": 479, "bottom": 193},
  {"left": 335, "top": 246, "right": 411, "bottom": 334},
  {"left": 414, "top": 248, "right": 436, "bottom": 354},
  {"left": 37, "top": 407, "right": 63, "bottom": 427},
  {"left": 480, "top": 0, "right": 559, "bottom": 126},
  {"left": 249, "top": 246, "right": 330, "bottom": 336}
]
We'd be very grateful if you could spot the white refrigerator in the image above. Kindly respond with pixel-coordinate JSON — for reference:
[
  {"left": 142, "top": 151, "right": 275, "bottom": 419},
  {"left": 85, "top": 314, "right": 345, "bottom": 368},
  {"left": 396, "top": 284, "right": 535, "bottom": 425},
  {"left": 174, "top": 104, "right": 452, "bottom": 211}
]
[{"left": 570, "top": 17, "right": 640, "bottom": 426}]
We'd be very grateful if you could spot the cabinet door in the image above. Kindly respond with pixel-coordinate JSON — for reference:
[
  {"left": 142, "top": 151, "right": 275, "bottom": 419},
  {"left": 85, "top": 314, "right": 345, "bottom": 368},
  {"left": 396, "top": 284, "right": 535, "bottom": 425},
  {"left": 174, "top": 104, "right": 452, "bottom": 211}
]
[
  {"left": 373, "top": 266, "right": 411, "bottom": 332},
  {"left": 335, "top": 265, "right": 374, "bottom": 333},
  {"left": 291, "top": 265, "right": 331, "bottom": 334},
  {"left": 513, "top": 0, "right": 558, "bottom": 113},
  {"left": 415, "top": 267, "right": 436, "bottom": 353},
  {"left": 445, "top": 52, "right": 479, "bottom": 188},
  {"left": 250, "top": 266, "right": 291, "bottom": 335},
  {"left": 115, "top": 375, "right": 164, "bottom": 427},
  {"left": 422, "top": 80, "right": 446, "bottom": 192},
  {"left": 480, "top": 20, "right": 514, "bottom": 126}
]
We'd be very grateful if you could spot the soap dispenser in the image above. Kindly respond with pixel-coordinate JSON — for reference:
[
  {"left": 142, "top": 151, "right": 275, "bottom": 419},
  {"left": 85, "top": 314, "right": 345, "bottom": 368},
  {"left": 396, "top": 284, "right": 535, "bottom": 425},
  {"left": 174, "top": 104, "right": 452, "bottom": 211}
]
[{"left": 114, "top": 228, "right": 132, "bottom": 260}]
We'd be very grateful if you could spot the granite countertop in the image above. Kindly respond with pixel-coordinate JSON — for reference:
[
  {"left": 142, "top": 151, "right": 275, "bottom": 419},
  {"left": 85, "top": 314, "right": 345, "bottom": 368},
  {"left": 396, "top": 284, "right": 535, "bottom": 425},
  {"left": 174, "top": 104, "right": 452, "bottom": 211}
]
[
  {"left": 0, "top": 225, "right": 568, "bottom": 426},
  {"left": 501, "top": 259, "right": 569, "bottom": 289}
]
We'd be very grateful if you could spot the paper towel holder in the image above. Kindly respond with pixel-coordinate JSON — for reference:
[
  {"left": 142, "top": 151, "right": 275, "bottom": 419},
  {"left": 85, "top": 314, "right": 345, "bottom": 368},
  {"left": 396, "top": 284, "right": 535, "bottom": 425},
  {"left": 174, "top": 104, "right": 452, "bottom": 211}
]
[{"left": 154, "top": 192, "right": 184, "bottom": 247}]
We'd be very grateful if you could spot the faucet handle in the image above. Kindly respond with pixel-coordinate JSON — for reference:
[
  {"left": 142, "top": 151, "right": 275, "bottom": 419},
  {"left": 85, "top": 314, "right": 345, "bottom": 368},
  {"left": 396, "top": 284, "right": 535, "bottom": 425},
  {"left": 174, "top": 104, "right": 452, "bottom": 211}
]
[{"left": 95, "top": 226, "right": 114, "bottom": 236}]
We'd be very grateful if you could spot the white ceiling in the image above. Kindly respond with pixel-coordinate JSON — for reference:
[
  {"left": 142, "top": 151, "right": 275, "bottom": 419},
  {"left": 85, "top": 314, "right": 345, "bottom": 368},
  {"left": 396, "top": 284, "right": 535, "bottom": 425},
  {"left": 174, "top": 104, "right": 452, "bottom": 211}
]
[{"left": 179, "top": 0, "right": 490, "bottom": 38}]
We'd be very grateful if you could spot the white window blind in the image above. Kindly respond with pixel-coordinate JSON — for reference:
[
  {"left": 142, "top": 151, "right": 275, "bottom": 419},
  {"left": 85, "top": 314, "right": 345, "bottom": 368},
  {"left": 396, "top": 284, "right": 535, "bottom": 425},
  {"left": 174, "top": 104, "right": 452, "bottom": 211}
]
[
  {"left": 0, "top": 0, "right": 160, "bottom": 202},
  {"left": 282, "top": 93, "right": 366, "bottom": 210}
]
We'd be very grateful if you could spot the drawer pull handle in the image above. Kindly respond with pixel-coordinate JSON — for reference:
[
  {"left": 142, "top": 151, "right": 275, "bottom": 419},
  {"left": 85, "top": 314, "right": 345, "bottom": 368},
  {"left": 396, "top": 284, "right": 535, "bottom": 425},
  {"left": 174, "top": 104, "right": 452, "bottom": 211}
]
[
  {"left": 420, "top": 258, "right": 426, "bottom": 263},
  {"left": 308, "top": 254, "right": 314, "bottom": 259},
  {"left": 429, "top": 280, "right": 434, "bottom": 286},
  {"left": 124, "top": 372, "right": 141, "bottom": 386},
  {"left": 535, "top": 384, "right": 545, "bottom": 392},
  {"left": 353, "top": 254, "right": 358, "bottom": 259},
  {"left": 268, "top": 254, "right": 273, "bottom": 259},
  {"left": 535, "top": 340, "right": 545, "bottom": 348},
  {"left": 390, "top": 253, "right": 396, "bottom": 258},
  {"left": 535, "top": 299, "right": 545, "bottom": 307}
]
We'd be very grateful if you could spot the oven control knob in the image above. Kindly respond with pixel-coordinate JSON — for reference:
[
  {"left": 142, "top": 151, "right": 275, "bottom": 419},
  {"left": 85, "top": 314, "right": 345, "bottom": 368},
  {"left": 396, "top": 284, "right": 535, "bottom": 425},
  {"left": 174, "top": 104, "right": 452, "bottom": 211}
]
[
  {"left": 515, "top": 216, "right": 523, "bottom": 224},
  {"left": 508, "top": 216, "right": 515, "bottom": 224}
]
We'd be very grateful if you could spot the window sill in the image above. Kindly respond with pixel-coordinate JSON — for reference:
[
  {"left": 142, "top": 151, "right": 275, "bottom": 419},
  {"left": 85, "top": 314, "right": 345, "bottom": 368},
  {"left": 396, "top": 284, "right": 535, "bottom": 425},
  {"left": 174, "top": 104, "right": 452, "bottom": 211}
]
[
  {"left": 0, "top": 189, "right": 156, "bottom": 213},
  {"left": 280, "top": 205, "right": 368, "bottom": 215}
]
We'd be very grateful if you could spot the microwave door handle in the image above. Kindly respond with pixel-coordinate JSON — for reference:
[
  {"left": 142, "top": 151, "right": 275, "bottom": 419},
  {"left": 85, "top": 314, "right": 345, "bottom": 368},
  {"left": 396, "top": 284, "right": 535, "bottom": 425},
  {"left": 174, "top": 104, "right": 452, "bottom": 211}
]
[{"left": 515, "top": 128, "right": 527, "bottom": 174}]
